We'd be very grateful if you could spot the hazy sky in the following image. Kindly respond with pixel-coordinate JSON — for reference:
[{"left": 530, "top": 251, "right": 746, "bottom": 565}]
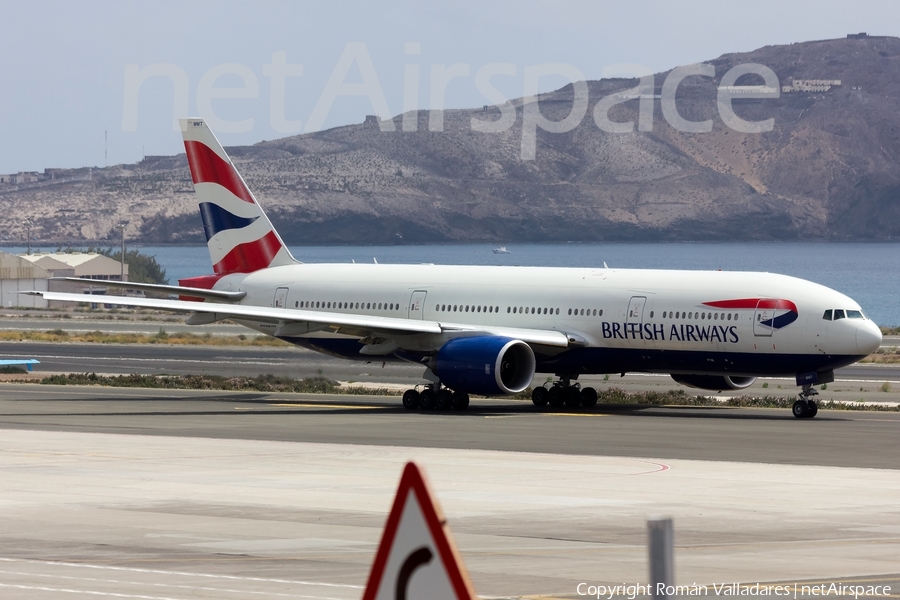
[{"left": 0, "top": 0, "right": 896, "bottom": 172}]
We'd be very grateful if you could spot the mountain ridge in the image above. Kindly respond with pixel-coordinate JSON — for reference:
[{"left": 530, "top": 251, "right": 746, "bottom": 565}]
[{"left": 3, "top": 34, "right": 899, "bottom": 245}]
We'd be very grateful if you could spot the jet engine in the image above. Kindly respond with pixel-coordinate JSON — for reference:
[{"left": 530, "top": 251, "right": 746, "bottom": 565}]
[
  {"left": 670, "top": 374, "right": 757, "bottom": 391},
  {"left": 433, "top": 336, "right": 536, "bottom": 396}
]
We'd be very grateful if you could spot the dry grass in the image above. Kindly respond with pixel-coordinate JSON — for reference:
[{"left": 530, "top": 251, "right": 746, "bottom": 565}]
[
  {"left": 860, "top": 346, "right": 900, "bottom": 364},
  {"left": 0, "top": 329, "right": 290, "bottom": 347}
]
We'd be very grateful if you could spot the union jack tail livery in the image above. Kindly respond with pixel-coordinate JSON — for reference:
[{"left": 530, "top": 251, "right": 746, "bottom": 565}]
[{"left": 180, "top": 118, "right": 296, "bottom": 274}]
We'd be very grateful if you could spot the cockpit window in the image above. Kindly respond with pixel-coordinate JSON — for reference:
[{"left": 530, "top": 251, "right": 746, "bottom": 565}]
[
  {"left": 833, "top": 309, "right": 846, "bottom": 320},
  {"left": 846, "top": 310, "right": 864, "bottom": 319},
  {"left": 822, "top": 309, "right": 833, "bottom": 321}
]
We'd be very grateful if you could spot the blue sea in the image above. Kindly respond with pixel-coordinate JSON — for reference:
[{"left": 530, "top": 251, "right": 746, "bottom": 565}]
[{"left": 8, "top": 243, "right": 899, "bottom": 326}]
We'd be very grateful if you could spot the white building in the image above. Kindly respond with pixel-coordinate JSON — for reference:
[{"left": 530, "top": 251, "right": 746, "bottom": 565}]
[
  {"left": 20, "top": 252, "right": 128, "bottom": 281},
  {"left": 0, "top": 252, "right": 49, "bottom": 309}
]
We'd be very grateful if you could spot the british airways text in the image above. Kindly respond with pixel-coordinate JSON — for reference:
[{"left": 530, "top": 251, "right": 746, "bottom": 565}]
[{"left": 601, "top": 322, "right": 740, "bottom": 343}]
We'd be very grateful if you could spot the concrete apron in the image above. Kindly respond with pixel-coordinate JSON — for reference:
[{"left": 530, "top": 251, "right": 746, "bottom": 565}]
[{"left": 0, "top": 430, "right": 897, "bottom": 599}]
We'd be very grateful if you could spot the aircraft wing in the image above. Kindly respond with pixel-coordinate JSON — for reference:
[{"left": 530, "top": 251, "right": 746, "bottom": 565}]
[
  {"left": 23, "top": 291, "right": 570, "bottom": 348},
  {"left": 50, "top": 277, "right": 247, "bottom": 302}
]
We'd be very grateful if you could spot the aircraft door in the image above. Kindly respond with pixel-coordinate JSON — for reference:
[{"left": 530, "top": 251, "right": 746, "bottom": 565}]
[
  {"left": 408, "top": 290, "right": 427, "bottom": 320},
  {"left": 753, "top": 299, "right": 774, "bottom": 337},
  {"left": 274, "top": 287, "right": 289, "bottom": 308},
  {"left": 626, "top": 296, "right": 647, "bottom": 324}
]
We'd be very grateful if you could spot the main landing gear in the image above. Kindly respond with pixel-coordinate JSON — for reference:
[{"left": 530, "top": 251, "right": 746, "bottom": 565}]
[
  {"left": 531, "top": 375, "right": 598, "bottom": 409},
  {"left": 792, "top": 384, "right": 819, "bottom": 419},
  {"left": 402, "top": 384, "right": 469, "bottom": 411}
]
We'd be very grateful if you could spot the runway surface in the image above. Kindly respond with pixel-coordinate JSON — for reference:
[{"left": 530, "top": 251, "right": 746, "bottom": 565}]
[{"left": 0, "top": 384, "right": 898, "bottom": 469}]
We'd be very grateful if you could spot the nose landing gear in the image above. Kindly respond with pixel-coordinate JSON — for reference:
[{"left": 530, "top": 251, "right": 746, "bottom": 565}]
[{"left": 792, "top": 384, "right": 819, "bottom": 419}]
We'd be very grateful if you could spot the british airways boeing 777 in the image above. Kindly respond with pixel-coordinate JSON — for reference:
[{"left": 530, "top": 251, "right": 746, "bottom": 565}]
[{"left": 30, "top": 119, "right": 882, "bottom": 418}]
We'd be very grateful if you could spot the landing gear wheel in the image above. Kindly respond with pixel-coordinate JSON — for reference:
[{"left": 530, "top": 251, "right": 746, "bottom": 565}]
[
  {"left": 547, "top": 386, "right": 563, "bottom": 407},
  {"left": 419, "top": 388, "right": 435, "bottom": 410},
  {"left": 451, "top": 392, "right": 470, "bottom": 410},
  {"left": 563, "top": 386, "right": 581, "bottom": 408},
  {"left": 580, "top": 387, "right": 598, "bottom": 408},
  {"left": 401, "top": 389, "right": 420, "bottom": 410},
  {"left": 807, "top": 401, "right": 818, "bottom": 418},
  {"left": 792, "top": 400, "right": 808, "bottom": 419},
  {"left": 436, "top": 390, "right": 454, "bottom": 410},
  {"left": 531, "top": 387, "right": 548, "bottom": 407}
]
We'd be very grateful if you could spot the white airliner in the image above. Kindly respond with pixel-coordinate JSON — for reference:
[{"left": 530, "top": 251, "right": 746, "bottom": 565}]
[{"left": 30, "top": 118, "right": 882, "bottom": 418}]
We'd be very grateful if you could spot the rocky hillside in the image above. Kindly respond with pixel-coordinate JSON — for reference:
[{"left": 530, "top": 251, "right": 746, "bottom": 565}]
[{"left": 3, "top": 35, "right": 899, "bottom": 245}]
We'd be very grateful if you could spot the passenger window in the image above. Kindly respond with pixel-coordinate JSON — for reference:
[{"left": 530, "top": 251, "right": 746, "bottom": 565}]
[
  {"left": 822, "top": 309, "right": 833, "bottom": 321},
  {"left": 833, "top": 309, "right": 845, "bottom": 320},
  {"left": 847, "top": 310, "right": 863, "bottom": 319}
]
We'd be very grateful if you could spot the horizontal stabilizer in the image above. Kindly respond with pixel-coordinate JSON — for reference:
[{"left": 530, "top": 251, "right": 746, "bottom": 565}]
[{"left": 0, "top": 359, "right": 40, "bottom": 372}]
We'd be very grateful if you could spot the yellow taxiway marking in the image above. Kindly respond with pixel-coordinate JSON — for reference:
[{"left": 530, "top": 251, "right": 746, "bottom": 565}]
[
  {"left": 485, "top": 412, "right": 609, "bottom": 419},
  {"left": 542, "top": 412, "right": 610, "bottom": 417},
  {"left": 233, "top": 403, "right": 382, "bottom": 410}
]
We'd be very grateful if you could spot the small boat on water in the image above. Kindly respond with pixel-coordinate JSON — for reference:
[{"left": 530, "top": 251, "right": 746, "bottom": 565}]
[{"left": 492, "top": 246, "right": 511, "bottom": 254}]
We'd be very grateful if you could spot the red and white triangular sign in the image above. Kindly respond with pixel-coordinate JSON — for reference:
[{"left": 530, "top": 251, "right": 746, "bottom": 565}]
[{"left": 362, "top": 462, "right": 476, "bottom": 600}]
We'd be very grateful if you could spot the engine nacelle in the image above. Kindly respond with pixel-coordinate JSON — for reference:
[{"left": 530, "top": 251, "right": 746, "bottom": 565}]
[
  {"left": 433, "top": 336, "right": 536, "bottom": 396},
  {"left": 670, "top": 374, "right": 757, "bottom": 391}
]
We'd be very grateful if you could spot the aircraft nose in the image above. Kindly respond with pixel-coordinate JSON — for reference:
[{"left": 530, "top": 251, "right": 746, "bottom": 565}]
[{"left": 856, "top": 321, "right": 883, "bottom": 355}]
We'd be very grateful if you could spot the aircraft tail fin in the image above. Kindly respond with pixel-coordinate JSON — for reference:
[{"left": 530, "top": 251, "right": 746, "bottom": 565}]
[{"left": 179, "top": 118, "right": 296, "bottom": 275}]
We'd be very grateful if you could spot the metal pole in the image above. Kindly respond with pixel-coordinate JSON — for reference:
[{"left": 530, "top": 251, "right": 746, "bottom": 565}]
[
  {"left": 120, "top": 225, "right": 125, "bottom": 282},
  {"left": 648, "top": 517, "right": 674, "bottom": 600}
]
